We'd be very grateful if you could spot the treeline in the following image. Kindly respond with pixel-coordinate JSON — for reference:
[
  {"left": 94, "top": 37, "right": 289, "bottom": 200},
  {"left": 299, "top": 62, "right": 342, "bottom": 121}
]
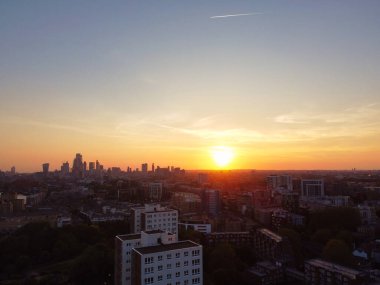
[{"left": 0, "top": 221, "right": 130, "bottom": 284}]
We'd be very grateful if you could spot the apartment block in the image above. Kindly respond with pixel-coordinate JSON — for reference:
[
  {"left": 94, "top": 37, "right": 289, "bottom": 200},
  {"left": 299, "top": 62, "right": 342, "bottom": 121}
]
[
  {"left": 115, "top": 230, "right": 202, "bottom": 285},
  {"left": 304, "top": 259, "right": 367, "bottom": 285},
  {"left": 131, "top": 204, "right": 178, "bottom": 237}
]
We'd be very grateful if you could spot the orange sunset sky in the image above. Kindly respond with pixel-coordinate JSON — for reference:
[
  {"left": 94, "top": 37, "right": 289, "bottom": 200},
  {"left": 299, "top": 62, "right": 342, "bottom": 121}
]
[{"left": 1, "top": 1, "right": 380, "bottom": 172}]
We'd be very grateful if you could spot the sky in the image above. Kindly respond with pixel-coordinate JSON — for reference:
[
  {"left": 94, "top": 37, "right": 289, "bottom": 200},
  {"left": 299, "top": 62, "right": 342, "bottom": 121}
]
[{"left": 1, "top": 0, "right": 380, "bottom": 172}]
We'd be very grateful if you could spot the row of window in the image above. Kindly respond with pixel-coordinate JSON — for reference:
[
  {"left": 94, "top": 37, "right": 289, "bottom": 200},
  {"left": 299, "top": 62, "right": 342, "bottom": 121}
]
[
  {"left": 145, "top": 254, "right": 200, "bottom": 264},
  {"left": 149, "top": 265, "right": 201, "bottom": 275},
  {"left": 145, "top": 259, "right": 200, "bottom": 273},
  {"left": 125, "top": 242, "right": 140, "bottom": 247},
  {"left": 146, "top": 213, "right": 177, "bottom": 218},
  {"left": 147, "top": 218, "right": 177, "bottom": 223},
  {"left": 146, "top": 225, "right": 177, "bottom": 230},
  {"left": 144, "top": 277, "right": 201, "bottom": 285}
]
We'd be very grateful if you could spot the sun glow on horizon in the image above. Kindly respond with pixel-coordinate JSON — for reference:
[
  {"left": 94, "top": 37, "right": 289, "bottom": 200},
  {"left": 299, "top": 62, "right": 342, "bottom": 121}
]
[{"left": 211, "top": 146, "right": 235, "bottom": 168}]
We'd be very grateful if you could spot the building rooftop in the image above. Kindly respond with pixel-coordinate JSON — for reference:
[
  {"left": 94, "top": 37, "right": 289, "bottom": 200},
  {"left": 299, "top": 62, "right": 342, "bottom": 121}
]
[
  {"left": 144, "top": 229, "right": 165, "bottom": 234},
  {"left": 248, "top": 268, "right": 267, "bottom": 278},
  {"left": 306, "top": 259, "right": 364, "bottom": 278},
  {"left": 133, "top": 240, "right": 200, "bottom": 255},
  {"left": 116, "top": 233, "right": 141, "bottom": 241},
  {"left": 208, "top": 231, "right": 250, "bottom": 236},
  {"left": 259, "top": 228, "right": 282, "bottom": 242},
  {"left": 144, "top": 209, "right": 177, "bottom": 214}
]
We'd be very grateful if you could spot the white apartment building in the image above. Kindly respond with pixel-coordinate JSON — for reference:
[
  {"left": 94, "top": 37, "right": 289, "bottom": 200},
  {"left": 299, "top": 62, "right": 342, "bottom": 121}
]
[
  {"left": 115, "top": 230, "right": 203, "bottom": 285},
  {"left": 131, "top": 204, "right": 178, "bottom": 237}
]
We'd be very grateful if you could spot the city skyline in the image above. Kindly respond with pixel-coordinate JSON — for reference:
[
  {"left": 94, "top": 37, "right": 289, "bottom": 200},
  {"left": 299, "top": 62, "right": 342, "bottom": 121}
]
[{"left": 1, "top": 1, "right": 380, "bottom": 171}]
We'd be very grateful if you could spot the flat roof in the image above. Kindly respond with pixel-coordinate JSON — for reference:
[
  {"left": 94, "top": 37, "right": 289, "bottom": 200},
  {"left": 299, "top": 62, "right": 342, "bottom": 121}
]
[
  {"left": 133, "top": 240, "right": 200, "bottom": 255},
  {"left": 144, "top": 209, "right": 177, "bottom": 214},
  {"left": 306, "top": 259, "right": 363, "bottom": 277},
  {"left": 144, "top": 229, "right": 165, "bottom": 234},
  {"left": 259, "top": 228, "right": 282, "bottom": 242},
  {"left": 116, "top": 233, "right": 141, "bottom": 241}
]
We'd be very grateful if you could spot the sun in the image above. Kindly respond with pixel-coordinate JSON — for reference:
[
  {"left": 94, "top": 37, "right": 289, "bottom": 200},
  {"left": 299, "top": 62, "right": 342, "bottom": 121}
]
[{"left": 211, "top": 146, "right": 234, "bottom": 168}]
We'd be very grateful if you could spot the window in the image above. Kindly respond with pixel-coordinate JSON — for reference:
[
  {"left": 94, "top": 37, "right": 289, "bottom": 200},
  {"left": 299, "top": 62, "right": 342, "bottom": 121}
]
[
  {"left": 158, "top": 276, "right": 163, "bottom": 281},
  {"left": 184, "top": 261, "right": 188, "bottom": 266},
  {"left": 167, "top": 264, "right": 172, "bottom": 269},
  {"left": 176, "top": 282, "right": 180, "bottom": 285},
  {"left": 144, "top": 277, "right": 154, "bottom": 284},
  {"left": 192, "top": 259, "right": 200, "bottom": 266},
  {"left": 176, "top": 262, "right": 180, "bottom": 268},
  {"left": 158, "top": 255, "right": 163, "bottom": 261},
  {"left": 192, "top": 268, "right": 200, "bottom": 275},
  {"left": 145, "top": 257, "right": 154, "bottom": 264},
  {"left": 167, "top": 274, "right": 172, "bottom": 279},
  {"left": 184, "top": 281, "right": 189, "bottom": 285},
  {"left": 192, "top": 250, "right": 200, "bottom": 257},
  {"left": 184, "top": 252, "right": 189, "bottom": 257},
  {"left": 176, "top": 272, "right": 180, "bottom": 277},
  {"left": 184, "top": 270, "right": 189, "bottom": 276},
  {"left": 158, "top": 265, "right": 163, "bottom": 271},
  {"left": 192, "top": 277, "right": 200, "bottom": 284},
  {"left": 167, "top": 254, "right": 172, "bottom": 259},
  {"left": 176, "top": 252, "right": 180, "bottom": 258}
]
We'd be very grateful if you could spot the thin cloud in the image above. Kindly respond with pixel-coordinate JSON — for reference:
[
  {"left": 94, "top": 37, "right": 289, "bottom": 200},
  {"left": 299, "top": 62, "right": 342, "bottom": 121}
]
[{"left": 210, "top": 12, "right": 264, "bottom": 19}]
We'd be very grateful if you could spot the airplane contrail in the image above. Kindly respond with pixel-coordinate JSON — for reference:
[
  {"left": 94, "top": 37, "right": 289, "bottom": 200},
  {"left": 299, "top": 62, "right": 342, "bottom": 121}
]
[{"left": 210, "top": 12, "right": 264, "bottom": 19}]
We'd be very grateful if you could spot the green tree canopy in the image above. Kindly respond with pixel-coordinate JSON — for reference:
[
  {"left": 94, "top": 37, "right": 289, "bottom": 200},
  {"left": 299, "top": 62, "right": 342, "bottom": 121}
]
[{"left": 322, "top": 239, "right": 354, "bottom": 266}]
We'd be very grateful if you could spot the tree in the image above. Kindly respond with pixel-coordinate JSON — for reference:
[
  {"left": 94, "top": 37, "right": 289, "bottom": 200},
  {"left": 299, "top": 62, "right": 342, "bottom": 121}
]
[
  {"left": 322, "top": 239, "right": 354, "bottom": 266},
  {"left": 309, "top": 208, "right": 361, "bottom": 232},
  {"left": 70, "top": 243, "right": 113, "bottom": 285},
  {"left": 312, "top": 229, "right": 333, "bottom": 245},
  {"left": 279, "top": 228, "right": 304, "bottom": 267}
]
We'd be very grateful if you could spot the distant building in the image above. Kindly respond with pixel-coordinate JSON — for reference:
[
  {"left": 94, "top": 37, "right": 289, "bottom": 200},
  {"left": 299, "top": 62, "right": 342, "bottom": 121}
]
[
  {"left": 251, "top": 227, "right": 289, "bottom": 262},
  {"left": 89, "top": 162, "right": 95, "bottom": 174},
  {"left": 171, "top": 192, "right": 201, "bottom": 215},
  {"left": 60, "top": 161, "right": 70, "bottom": 175},
  {"left": 202, "top": 189, "right": 220, "bottom": 216},
  {"left": 179, "top": 222, "right": 211, "bottom": 234},
  {"left": 42, "top": 163, "right": 49, "bottom": 175},
  {"left": 357, "top": 205, "right": 377, "bottom": 225},
  {"left": 205, "top": 232, "right": 251, "bottom": 247},
  {"left": 10, "top": 166, "right": 16, "bottom": 176},
  {"left": 141, "top": 163, "right": 148, "bottom": 173},
  {"left": 131, "top": 204, "right": 178, "bottom": 237},
  {"left": 267, "top": 175, "right": 293, "bottom": 194},
  {"left": 301, "top": 179, "right": 324, "bottom": 200},
  {"left": 115, "top": 230, "right": 203, "bottom": 285},
  {"left": 148, "top": 183, "right": 163, "bottom": 201},
  {"left": 272, "top": 209, "right": 289, "bottom": 230},
  {"left": 281, "top": 192, "right": 300, "bottom": 212},
  {"left": 247, "top": 261, "right": 283, "bottom": 285},
  {"left": 304, "top": 259, "right": 367, "bottom": 285},
  {"left": 72, "top": 153, "right": 83, "bottom": 178},
  {"left": 198, "top": 173, "right": 208, "bottom": 185}
]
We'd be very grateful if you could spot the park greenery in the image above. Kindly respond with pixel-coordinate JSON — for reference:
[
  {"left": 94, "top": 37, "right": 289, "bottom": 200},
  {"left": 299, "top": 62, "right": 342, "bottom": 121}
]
[{"left": 0, "top": 221, "right": 128, "bottom": 284}]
